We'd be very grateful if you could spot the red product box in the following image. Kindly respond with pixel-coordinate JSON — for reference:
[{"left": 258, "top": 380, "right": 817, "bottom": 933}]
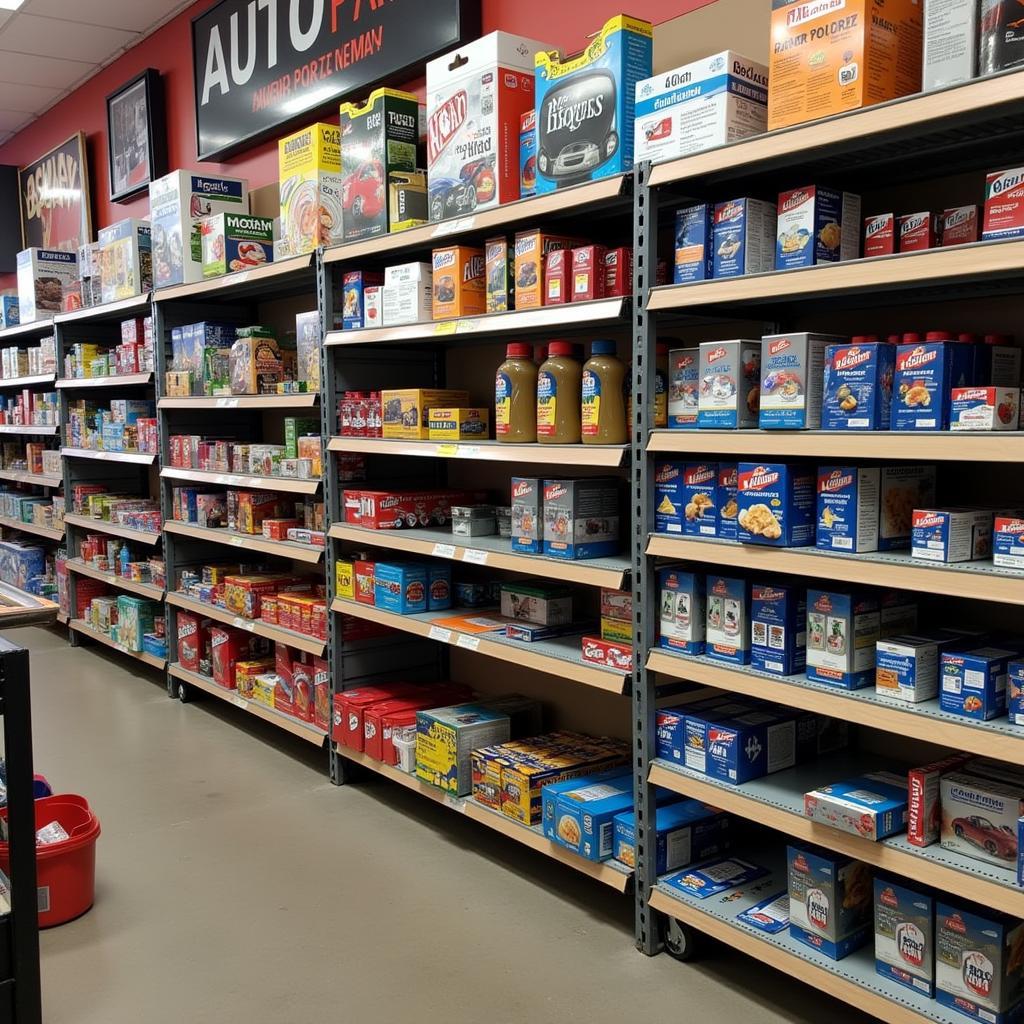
[
  {"left": 364, "top": 697, "right": 435, "bottom": 761},
  {"left": 332, "top": 684, "right": 422, "bottom": 749},
  {"left": 544, "top": 249, "right": 569, "bottom": 306},
  {"left": 600, "top": 588, "right": 633, "bottom": 622},
  {"left": 379, "top": 709, "right": 419, "bottom": 766},
  {"left": 863, "top": 213, "right": 895, "bottom": 258},
  {"left": 311, "top": 601, "right": 327, "bottom": 641},
  {"left": 177, "top": 610, "right": 211, "bottom": 673},
  {"left": 354, "top": 561, "right": 376, "bottom": 605},
  {"left": 570, "top": 245, "right": 607, "bottom": 303},
  {"left": 313, "top": 656, "right": 330, "bottom": 732},
  {"left": 898, "top": 212, "right": 939, "bottom": 252},
  {"left": 354, "top": 489, "right": 476, "bottom": 531},
  {"left": 983, "top": 166, "right": 1024, "bottom": 240},
  {"left": 581, "top": 635, "right": 633, "bottom": 672},
  {"left": 293, "top": 660, "right": 313, "bottom": 722},
  {"left": 274, "top": 644, "right": 297, "bottom": 716},
  {"left": 604, "top": 246, "right": 632, "bottom": 297},
  {"left": 170, "top": 435, "right": 187, "bottom": 468},
  {"left": 73, "top": 578, "right": 108, "bottom": 619},
  {"left": 260, "top": 596, "right": 279, "bottom": 625},
  {"left": 262, "top": 518, "right": 301, "bottom": 540},
  {"left": 940, "top": 205, "right": 979, "bottom": 247},
  {"left": 121, "top": 317, "right": 146, "bottom": 344},
  {"left": 210, "top": 627, "right": 250, "bottom": 689},
  {"left": 236, "top": 491, "right": 283, "bottom": 534},
  {"left": 906, "top": 752, "right": 973, "bottom": 846}
]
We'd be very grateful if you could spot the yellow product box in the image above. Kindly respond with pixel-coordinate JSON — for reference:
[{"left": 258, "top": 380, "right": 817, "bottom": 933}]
[
  {"left": 415, "top": 703, "right": 511, "bottom": 796},
  {"left": 431, "top": 245, "right": 485, "bottom": 320},
  {"left": 77, "top": 345, "right": 100, "bottom": 375},
  {"left": 427, "top": 407, "right": 490, "bottom": 441},
  {"left": 250, "top": 673, "right": 277, "bottom": 709},
  {"left": 230, "top": 329, "right": 283, "bottom": 395},
  {"left": 389, "top": 171, "right": 428, "bottom": 234},
  {"left": 500, "top": 749, "right": 627, "bottom": 825},
  {"left": 165, "top": 370, "right": 192, "bottom": 397},
  {"left": 768, "top": 0, "right": 922, "bottom": 131},
  {"left": 235, "top": 658, "right": 275, "bottom": 698},
  {"left": 278, "top": 123, "right": 343, "bottom": 255},
  {"left": 601, "top": 616, "right": 633, "bottom": 644},
  {"left": 381, "top": 388, "right": 470, "bottom": 440},
  {"left": 335, "top": 559, "right": 354, "bottom": 600}
]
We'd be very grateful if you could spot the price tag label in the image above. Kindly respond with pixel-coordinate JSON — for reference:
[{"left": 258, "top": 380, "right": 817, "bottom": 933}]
[
  {"left": 428, "top": 626, "right": 452, "bottom": 643},
  {"left": 233, "top": 696, "right": 248, "bottom": 709},
  {"left": 456, "top": 445, "right": 479, "bottom": 458},
  {"left": 456, "top": 319, "right": 480, "bottom": 334},
  {"left": 456, "top": 634, "right": 481, "bottom": 651},
  {"left": 462, "top": 549, "right": 488, "bottom": 566},
  {"left": 230, "top": 536, "right": 244, "bottom": 546},
  {"left": 232, "top": 271, "right": 251, "bottom": 286},
  {"left": 216, "top": 398, "right": 239, "bottom": 409},
  {"left": 434, "top": 320, "right": 458, "bottom": 336},
  {"left": 432, "top": 543, "right": 456, "bottom": 559},
  {"left": 436, "top": 444, "right": 459, "bottom": 458}
]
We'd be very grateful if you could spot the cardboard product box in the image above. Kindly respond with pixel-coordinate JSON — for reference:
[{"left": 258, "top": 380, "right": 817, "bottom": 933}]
[
  {"left": 941, "top": 772, "right": 1024, "bottom": 870},
  {"left": 431, "top": 246, "right": 485, "bottom": 320},
  {"left": 387, "top": 169, "right": 428, "bottom": 234},
  {"left": 427, "top": 32, "right": 549, "bottom": 217},
  {"left": 737, "top": 462, "right": 815, "bottom": 547},
  {"left": 381, "top": 261, "right": 432, "bottom": 326},
  {"left": 635, "top": 51, "right": 767, "bottom": 165},
  {"left": 1009, "top": 660, "right": 1024, "bottom": 725},
  {"left": 149, "top": 171, "right": 248, "bottom": 288},
  {"left": 767, "top": 0, "right": 922, "bottom": 131},
  {"left": 898, "top": 212, "right": 940, "bottom": 252},
  {"left": 941, "top": 205, "right": 980, "bottom": 247},
  {"left": 760, "top": 332, "right": 841, "bottom": 430},
  {"left": 373, "top": 562, "right": 427, "bottom": 615},
  {"left": 339, "top": 88, "right": 423, "bottom": 243},
  {"left": 911, "top": 507, "right": 993, "bottom": 563},
  {"left": 170, "top": 321, "right": 235, "bottom": 396},
  {"left": 657, "top": 567, "right": 706, "bottom": 656},
  {"left": 822, "top": 340, "right": 896, "bottom": 430},
  {"left": 980, "top": 0, "right": 1024, "bottom": 74},
  {"left": 662, "top": 856, "right": 768, "bottom": 900},
  {"left": 876, "top": 633, "right": 954, "bottom": 703},
  {"left": 331, "top": 683, "right": 422, "bottom": 750},
  {"left": 534, "top": 16, "right": 652, "bottom": 193},
  {"left": 817, "top": 465, "right": 881, "bottom": 553},
  {"left": 879, "top": 465, "right": 936, "bottom": 551},
  {"left": 77, "top": 242, "right": 102, "bottom": 307},
  {"left": 569, "top": 245, "right": 607, "bottom": 303},
  {"left": 16, "top": 248, "right": 77, "bottom": 322},
  {"left": 864, "top": 213, "right": 896, "bottom": 258},
  {"left": 893, "top": 339, "right": 974, "bottom": 431},
  {"left": 520, "top": 109, "right": 537, "bottom": 198},
  {"left": 673, "top": 205, "right": 714, "bottom": 284},
  {"left": 975, "top": 334, "right": 1024, "bottom": 388},
  {"left": 427, "top": 407, "right": 489, "bottom": 441},
  {"left": 416, "top": 703, "right": 511, "bottom": 795},
  {"left": 500, "top": 581, "right": 572, "bottom": 626},
  {"left": 718, "top": 465, "right": 739, "bottom": 540},
  {"left": 543, "top": 249, "right": 569, "bottom": 305},
  {"left": 705, "top": 574, "right": 751, "bottom": 665},
  {"left": 951, "top": 387, "right": 1021, "bottom": 431},
  {"left": 613, "top": 800, "right": 730, "bottom": 873},
  {"left": 484, "top": 237, "right": 514, "bottom": 313},
  {"left": 680, "top": 463, "right": 720, "bottom": 538},
  {"left": 787, "top": 844, "right": 873, "bottom": 961},
  {"left": 176, "top": 610, "right": 211, "bottom": 673},
  {"left": 907, "top": 753, "right": 974, "bottom": 847},
  {"left": 513, "top": 231, "right": 580, "bottom": 310},
  {"left": 0, "top": 296, "right": 18, "bottom": 329},
  {"left": 775, "top": 187, "right": 861, "bottom": 271},
  {"left": 230, "top": 329, "right": 282, "bottom": 395},
  {"left": 712, "top": 198, "right": 777, "bottom": 278},
  {"left": 807, "top": 588, "right": 881, "bottom": 690},
  {"left": 804, "top": 771, "right": 909, "bottom": 841},
  {"left": 923, "top": 0, "right": 978, "bottom": 90},
  {"left": 751, "top": 581, "right": 806, "bottom": 676},
  {"left": 995, "top": 517, "right": 1024, "bottom": 570},
  {"left": 341, "top": 271, "right": 384, "bottom": 331},
  {"left": 98, "top": 220, "right": 152, "bottom": 303},
  {"left": 604, "top": 246, "right": 632, "bottom": 297},
  {"left": 697, "top": 340, "right": 761, "bottom": 428},
  {"left": 983, "top": 167, "right": 1024, "bottom": 241},
  {"left": 380, "top": 388, "right": 469, "bottom": 440},
  {"left": 874, "top": 878, "right": 935, "bottom": 996},
  {"left": 294, "top": 310, "right": 320, "bottom": 391},
  {"left": 667, "top": 347, "right": 700, "bottom": 428},
  {"left": 511, "top": 477, "right": 542, "bottom": 554},
  {"left": 654, "top": 461, "right": 685, "bottom": 534},
  {"left": 545, "top": 772, "right": 634, "bottom": 861},
  {"left": 542, "top": 477, "right": 619, "bottom": 559},
  {"left": 211, "top": 627, "right": 249, "bottom": 689},
  {"left": 936, "top": 900, "right": 1024, "bottom": 1024},
  {"left": 940, "top": 645, "right": 1018, "bottom": 720},
  {"left": 200, "top": 213, "right": 273, "bottom": 277},
  {"left": 278, "top": 123, "right": 342, "bottom": 254},
  {"left": 580, "top": 636, "right": 633, "bottom": 672}
]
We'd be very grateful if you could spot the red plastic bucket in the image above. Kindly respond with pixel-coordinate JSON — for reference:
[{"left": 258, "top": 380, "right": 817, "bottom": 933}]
[{"left": 0, "top": 794, "right": 100, "bottom": 928}]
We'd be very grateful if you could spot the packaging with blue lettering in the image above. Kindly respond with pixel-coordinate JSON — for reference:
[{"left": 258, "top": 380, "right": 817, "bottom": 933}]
[
  {"left": 520, "top": 110, "right": 537, "bottom": 199},
  {"left": 613, "top": 800, "right": 730, "bottom": 874},
  {"left": 911, "top": 507, "right": 994, "bottom": 563},
  {"left": 873, "top": 878, "right": 935, "bottom": 997},
  {"left": 656, "top": 697, "right": 752, "bottom": 763},
  {"left": 673, "top": 204, "right": 714, "bottom": 284},
  {"left": 705, "top": 574, "right": 751, "bottom": 665},
  {"left": 806, "top": 588, "right": 881, "bottom": 690},
  {"left": 759, "top": 332, "right": 842, "bottom": 429},
  {"left": 658, "top": 566, "right": 706, "bottom": 655},
  {"left": 712, "top": 198, "right": 777, "bottom": 278},
  {"left": 668, "top": 347, "right": 700, "bottom": 427},
  {"left": 662, "top": 857, "right": 767, "bottom": 900},
  {"left": 893, "top": 336, "right": 976, "bottom": 430},
  {"left": 751, "top": 581, "right": 806, "bottom": 676},
  {"left": 804, "top": 771, "right": 909, "bottom": 840},
  {"left": 822, "top": 340, "right": 895, "bottom": 430},
  {"left": 816, "top": 466, "right": 881, "bottom": 552},
  {"left": 736, "top": 462, "right": 815, "bottom": 547},
  {"left": 547, "top": 772, "right": 634, "bottom": 861},
  {"left": 534, "top": 16, "right": 653, "bottom": 194},
  {"left": 775, "top": 186, "right": 861, "bottom": 271},
  {"left": 718, "top": 464, "right": 738, "bottom": 540},
  {"left": 697, "top": 340, "right": 761, "bottom": 428},
  {"left": 876, "top": 633, "right": 954, "bottom": 703},
  {"left": 342, "top": 271, "right": 384, "bottom": 330},
  {"left": 682, "top": 463, "right": 720, "bottom": 537},
  {"left": 1011, "top": 660, "right": 1024, "bottom": 725},
  {"left": 940, "top": 646, "right": 1019, "bottom": 720},
  {"left": 994, "top": 516, "right": 1024, "bottom": 569},
  {"left": 654, "top": 461, "right": 685, "bottom": 534},
  {"left": 373, "top": 562, "right": 428, "bottom": 614}
]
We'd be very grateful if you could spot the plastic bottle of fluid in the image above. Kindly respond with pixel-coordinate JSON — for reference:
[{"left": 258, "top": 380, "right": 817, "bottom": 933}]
[
  {"left": 495, "top": 342, "right": 538, "bottom": 443},
  {"left": 582, "top": 340, "right": 627, "bottom": 444},
  {"left": 537, "top": 341, "right": 582, "bottom": 444}
]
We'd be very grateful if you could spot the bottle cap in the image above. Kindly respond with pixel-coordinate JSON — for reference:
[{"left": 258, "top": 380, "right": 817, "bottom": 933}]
[
  {"left": 925, "top": 331, "right": 953, "bottom": 341},
  {"left": 506, "top": 343, "right": 532, "bottom": 358},
  {"left": 902, "top": 333, "right": 922, "bottom": 344},
  {"left": 590, "top": 340, "right": 616, "bottom": 356},
  {"left": 984, "top": 333, "right": 1013, "bottom": 345},
  {"left": 547, "top": 341, "right": 575, "bottom": 357}
]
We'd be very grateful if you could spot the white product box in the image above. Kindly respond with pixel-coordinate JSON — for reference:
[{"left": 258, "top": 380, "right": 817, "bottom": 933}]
[
  {"left": 16, "top": 248, "right": 78, "bottom": 323},
  {"left": 97, "top": 220, "right": 152, "bottom": 304},
  {"left": 923, "top": 0, "right": 978, "bottom": 92},
  {"left": 712, "top": 198, "right": 777, "bottom": 278},
  {"left": 363, "top": 286, "right": 383, "bottom": 329},
  {"left": 816, "top": 466, "right": 880, "bottom": 553},
  {"left": 940, "top": 772, "right": 1024, "bottom": 869},
  {"left": 759, "top": 332, "right": 842, "bottom": 430},
  {"left": 634, "top": 51, "right": 768, "bottom": 164},
  {"left": 911, "top": 507, "right": 993, "bottom": 563},
  {"left": 876, "top": 634, "right": 943, "bottom": 703},
  {"left": 149, "top": 171, "right": 249, "bottom": 289},
  {"left": 382, "top": 262, "right": 432, "bottom": 326},
  {"left": 949, "top": 386, "right": 1020, "bottom": 431},
  {"left": 879, "top": 465, "right": 937, "bottom": 551}
]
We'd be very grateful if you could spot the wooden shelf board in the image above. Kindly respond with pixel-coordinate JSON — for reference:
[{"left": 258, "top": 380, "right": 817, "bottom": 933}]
[
  {"left": 66, "top": 560, "right": 164, "bottom": 601},
  {"left": 63, "top": 513, "right": 161, "bottom": 546},
  {"left": 330, "top": 523, "right": 629, "bottom": 589},
  {"left": 158, "top": 393, "right": 319, "bottom": 410},
  {"left": 69, "top": 619, "right": 166, "bottom": 669},
  {"left": 164, "top": 520, "right": 323, "bottom": 563},
  {"left": 0, "top": 424, "right": 57, "bottom": 436},
  {"left": 56, "top": 373, "right": 153, "bottom": 389},
  {"left": 0, "top": 581, "right": 59, "bottom": 626},
  {"left": 0, "top": 373, "right": 56, "bottom": 390},
  {"left": 55, "top": 293, "right": 151, "bottom": 325},
  {"left": 153, "top": 254, "right": 315, "bottom": 303},
  {"left": 61, "top": 446, "right": 155, "bottom": 464},
  {"left": 0, "top": 516, "right": 63, "bottom": 541},
  {"left": 0, "top": 469, "right": 61, "bottom": 488},
  {"left": 169, "top": 663, "right": 326, "bottom": 745},
  {"left": 160, "top": 466, "right": 321, "bottom": 494},
  {"left": 646, "top": 535, "right": 1024, "bottom": 606},
  {"left": 327, "top": 436, "right": 628, "bottom": 467},
  {"left": 336, "top": 745, "right": 632, "bottom": 893}
]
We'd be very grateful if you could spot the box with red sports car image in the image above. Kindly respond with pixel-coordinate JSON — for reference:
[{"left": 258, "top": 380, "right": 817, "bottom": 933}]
[{"left": 940, "top": 772, "right": 1024, "bottom": 870}]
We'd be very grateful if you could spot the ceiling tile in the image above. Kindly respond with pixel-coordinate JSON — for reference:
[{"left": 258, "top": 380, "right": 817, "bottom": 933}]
[
  {"left": 0, "top": 110, "right": 33, "bottom": 132},
  {"left": 0, "top": 13, "right": 138, "bottom": 63},
  {"left": 0, "top": 132, "right": 13, "bottom": 146},
  {"left": 22, "top": 0, "right": 187, "bottom": 34},
  {"left": 0, "top": 51, "right": 94, "bottom": 90},
  {"left": 0, "top": 82, "right": 61, "bottom": 113}
]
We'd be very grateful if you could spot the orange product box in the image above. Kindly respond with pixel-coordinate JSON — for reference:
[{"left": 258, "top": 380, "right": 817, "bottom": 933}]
[
  {"left": 296, "top": 435, "right": 322, "bottom": 477},
  {"left": 235, "top": 658, "right": 274, "bottom": 698},
  {"left": 571, "top": 245, "right": 607, "bottom": 303},
  {"left": 311, "top": 601, "right": 327, "bottom": 640},
  {"left": 354, "top": 560, "right": 376, "bottom": 605},
  {"left": 313, "top": 656, "right": 330, "bottom": 732},
  {"left": 767, "top": 0, "right": 922, "bottom": 131},
  {"left": 432, "top": 245, "right": 485, "bottom": 321},
  {"left": 260, "top": 596, "right": 279, "bottom": 625},
  {"left": 223, "top": 574, "right": 293, "bottom": 619},
  {"left": 262, "top": 518, "right": 301, "bottom": 540},
  {"left": 544, "top": 249, "right": 569, "bottom": 305},
  {"left": 513, "top": 230, "right": 582, "bottom": 310},
  {"left": 236, "top": 491, "right": 283, "bottom": 534}
]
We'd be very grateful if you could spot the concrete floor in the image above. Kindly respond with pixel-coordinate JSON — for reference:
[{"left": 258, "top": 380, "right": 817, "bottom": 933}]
[{"left": 11, "top": 624, "right": 873, "bottom": 1024}]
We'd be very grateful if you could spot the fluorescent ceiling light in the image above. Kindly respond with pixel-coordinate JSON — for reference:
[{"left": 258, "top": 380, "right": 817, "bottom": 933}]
[{"left": 0, "top": 0, "right": 26, "bottom": 9}]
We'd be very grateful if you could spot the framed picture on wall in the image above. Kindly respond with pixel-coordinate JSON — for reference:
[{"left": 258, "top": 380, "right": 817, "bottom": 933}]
[
  {"left": 106, "top": 68, "right": 167, "bottom": 203},
  {"left": 19, "top": 132, "right": 92, "bottom": 251}
]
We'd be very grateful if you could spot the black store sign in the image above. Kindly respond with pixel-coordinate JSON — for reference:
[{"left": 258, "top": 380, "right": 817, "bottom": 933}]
[{"left": 193, "top": 0, "right": 478, "bottom": 161}]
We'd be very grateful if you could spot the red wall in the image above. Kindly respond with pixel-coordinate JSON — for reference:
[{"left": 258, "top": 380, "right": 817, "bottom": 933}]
[{"left": 0, "top": 0, "right": 698, "bottom": 282}]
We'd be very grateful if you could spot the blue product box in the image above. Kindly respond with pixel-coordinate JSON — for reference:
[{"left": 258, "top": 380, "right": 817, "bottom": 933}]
[
  {"left": 541, "top": 767, "right": 636, "bottom": 840},
  {"left": 373, "top": 561, "right": 428, "bottom": 615},
  {"left": 737, "top": 891, "right": 791, "bottom": 933},
  {"left": 662, "top": 857, "right": 767, "bottom": 899},
  {"left": 613, "top": 800, "right": 730, "bottom": 874},
  {"left": 751, "top": 581, "right": 806, "bottom": 676},
  {"left": 705, "top": 574, "right": 751, "bottom": 665},
  {"left": 342, "top": 271, "right": 383, "bottom": 330},
  {"left": 816, "top": 465, "right": 881, "bottom": 553},
  {"left": 655, "top": 697, "right": 753, "bottom": 763},
  {"left": 142, "top": 633, "right": 168, "bottom": 659},
  {"left": 717, "top": 465, "right": 738, "bottom": 540},
  {"left": 546, "top": 772, "right": 634, "bottom": 861},
  {"left": 171, "top": 321, "right": 235, "bottom": 396},
  {"left": 657, "top": 566, "right": 706, "bottom": 656},
  {"left": 0, "top": 540, "right": 45, "bottom": 588},
  {"left": 788, "top": 844, "right": 872, "bottom": 961},
  {"left": 806, "top": 588, "right": 881, "bottom": 690},
  {"left": 534, "top": 15, "right": 653, "bottom": 195},
  {"left": 682, "top": 463, "right": 719, "bottom": 537},
  {"left": 873, "top": 878, "right": 935, "bottom": 997},
  {"left": 520, "top": 109, "right": 536, "bottom": 199},
  {"left": 736, "top": 462, "right": 814, "bottom": 547},
  {"left": 667, "top": 347, "right": 699, "bottom": 429},
  {"left": 712, "top": 198, "right": 777, "bottom": 278},
  {"left": 427, "top": 565, "right": 452, "bottom": 612},
  {"left": 774, "top": 186, "right": 860, "bottom": 271},
  {"left": 1019, "top": 818, "right": 1024, "bottom": 888},
  {"left": 1011, "top": 661, "right": 1024, "bottom": 725},
  {"left": 804, "top": 771, "right": 908, "bottom": 840},
  {"left": 0, "top": 296, "right": 18, "bottom": 329},
  {"left": 674, "top": 204, "right": 714, "bottom": 284},
  {"left": 101, "top": 423, "right": 125, "bottom": 451},
  {"left": 940, "top": 646, "right": 1019, "bottom": 720},
  {"left": 893, "top": 340, "right": 975, "bottom": 431},
  {"left": 654, "top": 461, "right": 685, "bottom": 534},
  {"left": 822, "top": 341, "right": 895, "bottom": 430}
]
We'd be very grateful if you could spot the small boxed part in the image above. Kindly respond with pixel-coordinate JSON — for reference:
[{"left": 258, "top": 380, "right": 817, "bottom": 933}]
[
  {"left": 416, "top": 703, "right": 511, "bottom": 796},
  {"left": 806, "top": 588, "right": 881, "bottom": 690},
  {"left": 750, "top": 581, "right": 805, "bottom": 676},
  {"left": 863, "top": 213, "right": 895, "bottom": 258},
  {"left": 950, "top": 387, "right": 1020, "bottom": 431},
  {"left": 667, "top": 347, "right": 700, "bottom": 428},
  {"left": 705, "top": 574, "right": 750, "bottom": 665},
  {"left": 342, "top": 271, "right": 385, "bottom": 331},
  {"left": 201, "top": 213, "right": 273, "bottom": 277},
  {"left": 893, "top": 336, "right": 974, "bottom": 431},
  {"left": 803, "top": 771, "right": 908, "bottom": 841},
  {"left": 673, "top": 205, "right": 713, "bottom": 284},
  {"left": 940, "top": 772, "right": 1024, "bottom": 869},
  {"left": 542, "top": 478, "right": 619, "bottom": 560},
  {"left": 426, "top": 408, "right": 489, "bottom": 441},
  {"left": 911, "top": 507, "right": 993, "bottom": 563},
  {"left": 983, "top": 167, "right": 1024, "bottom": 241},
  {"left": 500, "top": 582, "right": 572, "bottom": 626},
  {"left": 775, "top": 186, "right": 861, "bottom": 271},
  {"left": 994, "top": 516, "right": 1024, "bottom": 569},
  {"left": 17, "top": 248, "right": 78, "bottom": 322},
  {"left": 697, "top": 340, "right": 761, "bottom": 428},
  {"left": 873, "top": 879, "right": 935, "bottom": 996},
  {"left": 432, "top": 246, "right": 485, "bottom": 320},
  {"left": 816, "top": 466, "right": 881, "bottom": 553},
  {"left": 278, "top": 122, "right": 342, "bottom": 255},
  {"left": 822, "top": 340, "right": 895, "bottom": 430},
  {"left": 381, "top": 389, "right": 469, "bottom": 440},
  {"left": 940, "top": 645, "right": 1019, "bottom": 720},
  {"left": 712, "top": 199, "right": 776, "bottom": 278},
  {"left": 940, "top": 205, "right": 980, "bottom": 247},
  {"left": 484, "top": 238, "right": 514, "bottom": 313},
  {"left": 736, "top": 462, "right": 814, "bottom": 547},
  {"left": 613, "top": 800, "right": 729, "bottom": 874},
  {"left": 98, "top": 219, "right": 152, "bottom": 303},
  {"left": 451, "top": 505, "right": 496, "bottom": 538},
  {"left": 759, "top": 332, "right": 841, "bottom": 430},
  {"left": 382, "top": 261, "right": 432, "bottom": 326},
  {"left": 898, "top": 212, "right": 939, "bottom": 252},
  {"left": 658, "top": 566, "right": 706, "bottom": 656}
]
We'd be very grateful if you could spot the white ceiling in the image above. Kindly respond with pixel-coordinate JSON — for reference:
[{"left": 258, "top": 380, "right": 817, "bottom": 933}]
[{"left": 0, "top": 0, "right": 196, "bottom": 145}]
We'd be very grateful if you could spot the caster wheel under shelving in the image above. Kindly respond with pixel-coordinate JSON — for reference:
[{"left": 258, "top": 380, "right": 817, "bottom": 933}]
[
  {"left": 663, "top": 917, "right": 700, "bottom": 962},
  {"left": 175, "top": 681, "right": 192, "bottom": 704}
]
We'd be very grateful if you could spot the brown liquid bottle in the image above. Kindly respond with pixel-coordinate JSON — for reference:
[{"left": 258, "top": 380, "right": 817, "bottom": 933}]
[
  {"left": 495, "top": 342, "right": 538, "bottom": 443},
  {"left": 537, "top": 341, "right": 581, "bottom": 444},
  {"left": 582, "top": 340, "right": 627, "bottom": 444}
]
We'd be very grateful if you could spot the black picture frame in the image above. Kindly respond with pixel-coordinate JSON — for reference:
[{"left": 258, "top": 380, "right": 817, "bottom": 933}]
[{"left": 106, "top": 68, "right": 167, "bottom": 203}]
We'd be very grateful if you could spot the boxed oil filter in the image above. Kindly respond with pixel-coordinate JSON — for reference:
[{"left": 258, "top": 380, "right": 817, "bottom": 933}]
[
  {"left": 278, "top": 123, "right": 343, "bottom": 255},
  {"left": 98, "top": 219, "right": 152, "bottom": 303},
  {"left": 542, "top": 477, "right": 619, "bottom": 559}
]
